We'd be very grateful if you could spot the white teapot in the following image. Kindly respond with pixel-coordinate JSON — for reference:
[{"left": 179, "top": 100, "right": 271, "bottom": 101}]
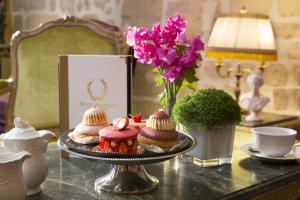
[
  {"left": 0, "top": 118, "right": 55, "bottom": 195},
  {"left": 0, "top": 147, "right": 31, "bottom": 200}
]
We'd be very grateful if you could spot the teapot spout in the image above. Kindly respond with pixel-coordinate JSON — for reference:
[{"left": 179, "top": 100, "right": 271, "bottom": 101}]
[{"left": 38, "top": 130, "right": 55, "bottom": 142}]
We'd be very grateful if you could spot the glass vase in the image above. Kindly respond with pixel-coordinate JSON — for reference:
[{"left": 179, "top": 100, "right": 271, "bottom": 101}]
[{"left": 165, "top": 81, "right": 176, "bottom": 117}]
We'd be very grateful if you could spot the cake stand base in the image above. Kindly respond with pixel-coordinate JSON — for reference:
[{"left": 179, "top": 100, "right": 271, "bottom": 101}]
[{"left": 95, "top": 164, "right": 159, "bottom": 194}]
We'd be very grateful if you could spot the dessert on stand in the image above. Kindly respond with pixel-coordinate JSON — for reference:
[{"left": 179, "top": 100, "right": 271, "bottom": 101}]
[
  {"left": 139, "top": 110, "right": 180, "bottom": 151},
  {"left": 99, "top": 117, "right": 139, "bottom": 154},
  {"left": 57, "top": 109, "right": 195, "bottom": 194},
  {"left": 68, "top": 106, "right": 109, "bottom": 144}
]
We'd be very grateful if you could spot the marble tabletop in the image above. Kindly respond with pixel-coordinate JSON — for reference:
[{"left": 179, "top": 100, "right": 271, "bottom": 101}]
[{"left": 26, "top": 132, "right": 300, "bottom": 200}]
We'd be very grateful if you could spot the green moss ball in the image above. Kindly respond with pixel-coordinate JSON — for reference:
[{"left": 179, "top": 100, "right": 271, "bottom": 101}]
[{"left": 173, "top": 89, "right": 241, "bottom": 129}]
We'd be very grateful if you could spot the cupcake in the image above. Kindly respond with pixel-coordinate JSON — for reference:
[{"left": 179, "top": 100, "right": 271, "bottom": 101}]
[
  {"left": 138, "top": 109, "right": 179, "bottom": 150},
  {"left": 99, "top": 117, "right": 139, "bottom": 154},
  {"left": 68, "top": 107, "right": 109, "bottom": 144}
]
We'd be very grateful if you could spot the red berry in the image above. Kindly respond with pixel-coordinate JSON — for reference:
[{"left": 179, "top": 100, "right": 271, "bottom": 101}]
[{"left": 133, "top": 114, "right": 142, "bottom": 123}]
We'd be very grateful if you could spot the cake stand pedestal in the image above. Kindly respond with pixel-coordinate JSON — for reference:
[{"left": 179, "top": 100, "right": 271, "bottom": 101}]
[
  {"left": 57, "top": 132, "right": 195, "bottom": 194},
  {"left": 95, "top": 165, "right": 158, "bottom": 194}
]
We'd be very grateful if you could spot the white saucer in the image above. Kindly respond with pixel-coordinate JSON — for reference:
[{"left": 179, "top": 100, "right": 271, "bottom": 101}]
[{"left": 240, "top": 143, "right": 300, "bottom": 163}]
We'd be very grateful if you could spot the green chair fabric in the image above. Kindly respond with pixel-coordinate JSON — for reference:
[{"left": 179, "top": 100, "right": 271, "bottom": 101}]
[{"left": 15, "top": 26, "right": 115, "bottom": 128}]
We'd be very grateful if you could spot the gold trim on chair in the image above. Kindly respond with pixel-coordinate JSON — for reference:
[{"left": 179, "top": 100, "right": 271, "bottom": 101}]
[{"left": 6, "top": 16, "right": 127, "bottom": 131}]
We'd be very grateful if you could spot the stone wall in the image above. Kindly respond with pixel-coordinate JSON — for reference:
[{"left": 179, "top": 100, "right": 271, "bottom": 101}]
[
  {"left": 10, "top": 0, "right": 300, "bottom": 117},
  {"left": 123, "top": 0, "right": 300, "bottom": 116},
  {"left": 12, "top": 0, "right": 123, "bottom": 31}
]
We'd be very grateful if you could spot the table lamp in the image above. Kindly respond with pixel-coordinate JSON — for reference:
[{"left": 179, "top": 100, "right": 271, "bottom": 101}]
[{"left": 206, "top": 7, "right": 277, "bottom": 101}]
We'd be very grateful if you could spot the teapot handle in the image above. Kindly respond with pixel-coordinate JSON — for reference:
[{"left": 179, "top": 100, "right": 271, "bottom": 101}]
[{"left": 38, "top": 130, "right": 55, "bottom": 142}]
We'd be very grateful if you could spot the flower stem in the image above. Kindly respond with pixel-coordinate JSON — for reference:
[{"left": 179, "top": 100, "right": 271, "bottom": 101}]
[{"left": 158, "top": 68, "right": 181, "bottom": 117}]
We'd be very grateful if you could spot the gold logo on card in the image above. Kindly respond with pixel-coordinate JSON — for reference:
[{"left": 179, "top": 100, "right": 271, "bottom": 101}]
[
  {"left": 87, "top": 79, "right": 108, "bottom": 101},
  {"left": 80, "top": 78, "right": 115, "bottom": 110}
]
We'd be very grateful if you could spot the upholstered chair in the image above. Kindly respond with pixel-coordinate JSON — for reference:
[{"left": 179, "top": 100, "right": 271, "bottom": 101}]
[{"left": 1, "top": 16, "right": 126, "bottom": 131}]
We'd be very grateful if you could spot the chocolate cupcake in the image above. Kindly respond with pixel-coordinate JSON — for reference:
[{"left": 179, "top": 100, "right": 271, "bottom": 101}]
[{"left": 138, "top": 109, "right": 179, "bottom": 150}]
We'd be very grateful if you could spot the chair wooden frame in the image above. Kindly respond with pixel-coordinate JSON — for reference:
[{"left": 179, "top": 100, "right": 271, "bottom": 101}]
[{"left": 2, "top": 16, "right": 127, "bottom": 131}]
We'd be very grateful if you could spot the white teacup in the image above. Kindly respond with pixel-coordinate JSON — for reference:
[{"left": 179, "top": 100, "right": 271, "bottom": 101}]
[{"left": 252, "top": 127, "right": 297, "bottom": 157}]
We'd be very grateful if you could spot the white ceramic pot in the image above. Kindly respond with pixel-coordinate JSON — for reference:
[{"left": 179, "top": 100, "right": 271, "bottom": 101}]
[
  {"left": 0, "top": 118, "right": 55, "bottom": 195},
  {"left": 0, "top": 150, "right": 31, "bottom": 200},
  {"left": 186, "top": 125, "right": 235, "bottom": 166}
]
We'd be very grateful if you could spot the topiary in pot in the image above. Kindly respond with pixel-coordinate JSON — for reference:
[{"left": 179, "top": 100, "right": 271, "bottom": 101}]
[
  {"left": 173, "top": 89, "right": 241, "bottom": 167},
  {"left": 173, "top": 88, "right": 241, "bottom": 130}
]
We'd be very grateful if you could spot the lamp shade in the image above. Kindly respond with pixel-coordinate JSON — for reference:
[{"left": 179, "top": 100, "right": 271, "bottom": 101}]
[{"left": 206, "top": 13, "right": 277, "bottom": 61}]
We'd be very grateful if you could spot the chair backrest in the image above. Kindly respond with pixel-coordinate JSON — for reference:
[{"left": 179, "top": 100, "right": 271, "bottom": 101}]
[{"left": 7, "top": 16, "right": 126, "bottom": 130}]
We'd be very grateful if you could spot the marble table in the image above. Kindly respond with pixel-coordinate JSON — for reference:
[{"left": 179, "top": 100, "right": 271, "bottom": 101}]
[{"left": 27, "top": 131, "right": 300, "bottom": 200}]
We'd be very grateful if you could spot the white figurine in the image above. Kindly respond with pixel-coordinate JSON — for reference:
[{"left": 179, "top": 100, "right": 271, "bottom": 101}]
[{"left": 239, "top": 73, "right": 270, "bottom": 121}]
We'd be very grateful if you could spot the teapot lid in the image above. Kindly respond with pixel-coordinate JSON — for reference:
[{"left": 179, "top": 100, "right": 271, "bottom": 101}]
[{"left": 1, "top": 118, "right": 40, "bottom": 140}]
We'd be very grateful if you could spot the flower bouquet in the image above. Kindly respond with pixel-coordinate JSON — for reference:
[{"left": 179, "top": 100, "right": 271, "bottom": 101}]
[{"left": 126, "top": 13, "right": 204, "bottom": 116}]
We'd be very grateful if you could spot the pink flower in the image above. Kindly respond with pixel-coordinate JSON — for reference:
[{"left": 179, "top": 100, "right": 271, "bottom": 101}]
[
  {"left": 125, "top": 12, "right": 204, "bottom": 83},
  {"left": 179, "top": 48, "right": 200, "bottom": 67},
  {"left": 149, "top": 23, "right": 161, "bottom": 43},
  {"left": 189, "top": 35, "right": 205, "bottom": 51},
  {"left": 126, "top": 26, "right": 137, "bottom": 46},
  {"left": 160, "top": 48, "right": 178, "bottom": 65},
  {"left": 162, "top": 66, "right": 184, "bottom": 83},
  {"left": 162, "top": 13, "right": 187, "bottom": 47},
  {"left": 175, "top": 32, "right": 187, "bottom": 44}
]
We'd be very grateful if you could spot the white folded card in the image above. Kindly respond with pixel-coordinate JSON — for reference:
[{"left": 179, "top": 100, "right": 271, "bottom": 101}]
[{"left": 59, "top": 55, "right": 131, "bottom": 132}]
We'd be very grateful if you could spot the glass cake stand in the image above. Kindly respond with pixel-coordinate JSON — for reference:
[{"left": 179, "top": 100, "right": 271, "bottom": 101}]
[{"left": 57, "top": 130, "right": 195, "bottom": 194}]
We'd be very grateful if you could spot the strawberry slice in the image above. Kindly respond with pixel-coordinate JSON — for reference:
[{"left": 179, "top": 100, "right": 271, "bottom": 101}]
[
  {"left": 127, "top": 139, "right": 133, "bottom": 146},
  {"left": 102, "top": 140, "right": 113, "bottom": 153},
  {"left": 117, "top": 142, "right": 129, "bottom": 153},
  {"left": 111, "top": 140, "right": 117, "bottom": 148}
]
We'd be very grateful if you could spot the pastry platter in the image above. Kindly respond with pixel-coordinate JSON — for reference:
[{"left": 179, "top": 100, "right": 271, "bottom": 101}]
[{"left": 57, "top": 129, "right": 195, "bottom": 194}]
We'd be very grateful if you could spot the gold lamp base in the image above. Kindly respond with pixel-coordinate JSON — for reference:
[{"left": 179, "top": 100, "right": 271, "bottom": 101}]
[{"left": 214, "top": 61, "right": 265, "bottom": 102}]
